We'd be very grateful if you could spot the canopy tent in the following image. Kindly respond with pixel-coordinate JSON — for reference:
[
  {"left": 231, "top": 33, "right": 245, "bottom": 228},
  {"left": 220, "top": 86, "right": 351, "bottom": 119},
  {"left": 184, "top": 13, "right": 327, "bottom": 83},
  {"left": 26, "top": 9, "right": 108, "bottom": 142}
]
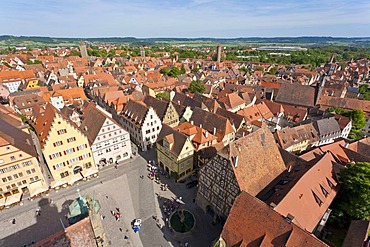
[
  {"left": 50, "top": 179, "right": 67, "bottom": 189},
  {"left": 82, "top": 168, "right": 99, "bottom": 178},
  {"left": 29, "top": 180, "right": 49, "bottom": 197},
  {"left": 5, "top": 193, "right": 22, "bottom": 206},
  {"left": 68, "top": 173, "right": 83, "bottom": 185}
]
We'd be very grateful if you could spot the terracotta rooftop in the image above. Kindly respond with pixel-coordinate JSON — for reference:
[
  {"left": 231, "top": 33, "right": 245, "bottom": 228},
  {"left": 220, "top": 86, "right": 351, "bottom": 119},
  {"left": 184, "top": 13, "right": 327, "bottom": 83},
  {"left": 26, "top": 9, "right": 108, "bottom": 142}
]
[
  {"left": 219, "top": 127, "right": 286, "bottom": 196},
  {"left": 275, "top": 83, "right": 316, "bottom": 107},
  {"left": 221, "top": 191, "right": 328, "bottom": 247},
  {"left": 262, "top": 152, "right": 341, "bottom": 233}
]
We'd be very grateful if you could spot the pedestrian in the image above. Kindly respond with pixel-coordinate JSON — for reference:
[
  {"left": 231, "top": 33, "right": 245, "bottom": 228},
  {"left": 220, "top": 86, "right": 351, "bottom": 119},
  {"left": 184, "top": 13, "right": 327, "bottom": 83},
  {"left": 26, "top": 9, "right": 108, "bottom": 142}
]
[
  {"left": 106, "top": 196, "right": 109, "bottom": 199},
  {"left": 11, "top": 219, "right": 16, "bottom": 224},
  {"left": 184, "top": 243, "right": 189, "bottom": 247},
  {"left": 100, "top": 181, "right": 103, "bottom": 184},
  {"left": 119, "top": 228, "right": 122, "bottom": 232},
  {"left": 124, "top": 235, "right": 128, "bottom": 240},
  {"left": 101, "top": 215, "right": 105, "bottom": 220},
  {"left": 111, "top": 210, "right": 115, "bottom": 216},
  {"left": 116, "top": 207, "right": 120, "bottom": 213}
]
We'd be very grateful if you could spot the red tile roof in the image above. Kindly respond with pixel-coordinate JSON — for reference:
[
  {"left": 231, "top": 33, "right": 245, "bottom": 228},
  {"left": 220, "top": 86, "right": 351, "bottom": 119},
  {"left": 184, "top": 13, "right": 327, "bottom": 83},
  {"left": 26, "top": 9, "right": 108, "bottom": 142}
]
[{"left": 221, "top": 191, "right": 328, "bottom": 247}]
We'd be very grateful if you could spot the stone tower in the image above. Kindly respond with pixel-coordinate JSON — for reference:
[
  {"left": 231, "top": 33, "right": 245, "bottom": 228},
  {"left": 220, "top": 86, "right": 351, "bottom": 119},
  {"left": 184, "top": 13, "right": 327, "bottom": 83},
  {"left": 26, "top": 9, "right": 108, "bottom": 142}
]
[
  {"left": 216, "top": 44, "right": 222, "bottom": 63},
  {"left": 79, "top": 41, "right": 88, "bottom": 58}
]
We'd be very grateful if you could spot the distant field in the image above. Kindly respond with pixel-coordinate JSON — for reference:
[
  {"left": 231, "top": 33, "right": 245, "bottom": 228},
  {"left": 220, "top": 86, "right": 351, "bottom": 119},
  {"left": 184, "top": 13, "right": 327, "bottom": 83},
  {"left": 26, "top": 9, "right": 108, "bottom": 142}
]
[{"left": 0, "top": 35, "right": 369, "bottom": 48}]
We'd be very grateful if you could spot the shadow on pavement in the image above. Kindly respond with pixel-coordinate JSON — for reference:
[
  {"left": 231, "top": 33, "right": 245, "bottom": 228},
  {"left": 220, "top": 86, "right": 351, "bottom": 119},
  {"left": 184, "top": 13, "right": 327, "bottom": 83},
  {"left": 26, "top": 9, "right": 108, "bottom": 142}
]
[{"left": 0, "top": 198, "right": 73, "bottom": 247}]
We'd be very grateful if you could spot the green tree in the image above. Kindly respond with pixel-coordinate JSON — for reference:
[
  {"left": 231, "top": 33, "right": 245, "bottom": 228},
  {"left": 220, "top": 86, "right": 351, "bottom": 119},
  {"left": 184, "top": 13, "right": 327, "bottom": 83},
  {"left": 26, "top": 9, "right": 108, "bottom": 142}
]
[
  {"left": 167, "top": 67, "right": 182, "bottom": 77},
  {"left": 155, "top": 91, "right": 170, "bottom": 100},
  {"left": 332, "top": 162, "right": 370, "bottom": 224},
  {"left": 188, "top": 80, "right": 206, "bottom": 94},
  {"left": 347, "top": 109, "right": 366, "bottom": 130}
]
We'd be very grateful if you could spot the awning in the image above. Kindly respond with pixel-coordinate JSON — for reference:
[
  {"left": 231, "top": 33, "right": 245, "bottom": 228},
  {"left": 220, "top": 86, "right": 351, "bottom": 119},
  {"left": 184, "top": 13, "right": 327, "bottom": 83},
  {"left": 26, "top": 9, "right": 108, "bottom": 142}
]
[
  {"left": 51, "top": 179, "right": 68, "bottom": 189},
  {"left": 5, "top": 193, "right": 22, "bottom": 206},
  {"left": 82, "top": 168, "right": 99, "bottom": 178},
  {"left": 0, "top": 197, "right": 6, "bottom": 206},
  {"left": 29, "top": 180, "right": 49, "bottom": 197},
  {"left": 68, "top": 173, "right": 83, "bottom": 185}
]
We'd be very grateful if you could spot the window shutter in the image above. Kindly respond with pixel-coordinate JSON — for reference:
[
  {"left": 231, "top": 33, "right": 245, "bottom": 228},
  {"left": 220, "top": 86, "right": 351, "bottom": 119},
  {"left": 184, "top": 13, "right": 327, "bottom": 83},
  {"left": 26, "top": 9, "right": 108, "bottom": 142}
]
[
  {"left": 64, "top": 151, "right": 66, "bottom": 155},
  {"left": 53, "top": 143, "right": 56, "bottom": 147},
  {"left": 66, "top": 161, "right": 69, "bottom": 165},
  {"left": 67, "top": 139, "right": 70, "bottom": 143},
  {"left": 89, "top": 153, "right": 91, "bottom": 157},
  {"left": 63, "top": 162, "right": 66, "bottom": 166},
  {"left": 61, "top": 141, "right": 63, "bottom": 145},
  {"left": 73, "top": 148, "right": 75, "bottom": 152},
  {"left": 49, "top": 155, "right": 52, "bottom": 160},
  {"left": 77, "top": 146, "right": 79, "bottom": 151},
  {"left": 59, "top": 152, "right": 62, "bottom": 156},
  {"left": 53, "top": 165, "right": 56, "bottom": 170},
  {"left": 85, "top": 144, "right": 88, "bottom": 148},
  {"left": 79, "top": 156, "right": 82, "bottom": 160}
]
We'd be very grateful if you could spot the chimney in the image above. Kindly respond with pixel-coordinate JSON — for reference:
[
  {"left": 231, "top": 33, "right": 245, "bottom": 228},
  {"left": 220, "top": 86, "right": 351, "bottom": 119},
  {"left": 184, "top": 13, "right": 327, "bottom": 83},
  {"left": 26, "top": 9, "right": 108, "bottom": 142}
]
[
  {"left": 200, "top": 124, "right": 202, "bottom": 129},
  {"left": 213, "top": 127, "right": 216, "bottom": 135},
  {"left": 191, "top": 120, "right": 194, "bottom": 125},
  {"left": 205, "top": 130, "right": 208, "bottom": 138},
  {"left": 84, "top": 126, "right": 88, "bottom": 131}
]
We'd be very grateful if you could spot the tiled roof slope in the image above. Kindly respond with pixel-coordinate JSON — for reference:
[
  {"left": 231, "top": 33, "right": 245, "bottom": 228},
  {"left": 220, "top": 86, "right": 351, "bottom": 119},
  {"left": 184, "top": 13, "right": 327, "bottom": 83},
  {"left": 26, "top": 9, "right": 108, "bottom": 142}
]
[
  {"left": 221, "top": 191, "right": 328, "bottom": 247},
  {"left": 80, "top": 103, "right": 109, "bottom": 145},
  {"left": 121, "top": 100, "right": 149, "bottom": 127},
  {"left": 157, "top": 124, "right": 189, "bottom": 156},
  {"left": 0, "top": 117, "right": 36, "bottom": 156},
  {"left": 275, "top": 83, "right": 316, "bottom": 107},
  {"left": 190, "top": 107, "right": 234, "bottom": 142},
  {"left": 219, "top": 127, "right": 286, "bottom": 196},
  {"left": 143, "top": 95, "right": 169, "bottom": 120},
  {"left": 266, "top": 152, "right": 341, "bottom": 233}
]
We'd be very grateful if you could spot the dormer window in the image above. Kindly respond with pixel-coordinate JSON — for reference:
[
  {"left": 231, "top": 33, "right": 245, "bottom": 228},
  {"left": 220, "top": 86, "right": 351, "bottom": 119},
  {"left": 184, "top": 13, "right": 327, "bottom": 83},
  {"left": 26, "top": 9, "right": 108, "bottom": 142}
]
[
  {"left": 320, "top": 185, "right": 329, "bottom": 197},
  {"left": 327, "top": 178, "right": 334, "bottom": 189},
  {"left": 312, "top": 191, "right": 323, "bottom": 207}
]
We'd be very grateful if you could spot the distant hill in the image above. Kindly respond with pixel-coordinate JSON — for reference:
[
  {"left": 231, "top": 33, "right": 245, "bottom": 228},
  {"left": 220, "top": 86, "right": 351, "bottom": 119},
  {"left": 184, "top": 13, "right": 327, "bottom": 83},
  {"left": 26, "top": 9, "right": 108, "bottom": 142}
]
[{"left": 1, "top": 35, "right": 370, "bottom": 47}]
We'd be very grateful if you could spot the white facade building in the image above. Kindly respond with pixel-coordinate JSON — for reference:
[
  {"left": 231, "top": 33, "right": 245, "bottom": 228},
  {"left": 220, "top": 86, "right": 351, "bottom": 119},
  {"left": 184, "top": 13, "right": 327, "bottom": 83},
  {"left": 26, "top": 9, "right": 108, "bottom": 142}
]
[
  {"left": 80, "top": 103, "right": 132, "bottom": 167},
  {"left": 117, "top": 100, "right": 162, "bottom": 151}
]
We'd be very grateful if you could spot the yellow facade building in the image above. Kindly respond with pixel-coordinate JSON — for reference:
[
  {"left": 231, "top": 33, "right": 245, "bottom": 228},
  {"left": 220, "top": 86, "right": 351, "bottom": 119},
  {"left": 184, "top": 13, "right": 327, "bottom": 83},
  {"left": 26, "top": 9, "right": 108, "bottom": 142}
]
[
  {"left": 156, "top": 124, "right": 195, "bottom": 181},
  {"left": 0, "top": 115, "right": 48, "bottom": 206},
  {"left": 34, "top": 103, "right": 98, "bottom": 188}
]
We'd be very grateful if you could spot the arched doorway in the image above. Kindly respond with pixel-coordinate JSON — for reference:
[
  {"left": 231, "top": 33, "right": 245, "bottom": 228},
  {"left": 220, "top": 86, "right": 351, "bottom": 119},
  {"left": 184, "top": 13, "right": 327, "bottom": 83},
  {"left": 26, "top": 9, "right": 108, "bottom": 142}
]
[{"left": 73, "top": 166, "right": 82, "bottom": 174}]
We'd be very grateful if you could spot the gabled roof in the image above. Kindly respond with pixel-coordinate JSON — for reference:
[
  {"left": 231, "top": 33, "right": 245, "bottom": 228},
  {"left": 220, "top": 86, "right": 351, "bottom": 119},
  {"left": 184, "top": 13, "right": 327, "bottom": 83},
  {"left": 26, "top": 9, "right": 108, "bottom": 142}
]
[
  {"left": 121, "top": 100, "right": 149, "bottom": 127},
  {"left": 218, "top": 92, "right": 245, "bottom": 110},
  {"left": 80, "top": 103, "right": 116, "bottom": 145},
  {"left": 265, "top": 152, "right": 341, "bottom": 233},
  {"left": 275, "top": 83, "right": 316, "bottom": 107},
  {"left": 275, "top": 123, "right": 318, "bottom": 149},
  {"left": 33, "top": 103, "right": 58, "bottom": 148},
  {"left": 221, "top": 191, "right": 327, "bottom": 247},
  {"left": 319, "top": 95, "right": 370, "bottom": 113},
  {"left": 157, "top": 124, "right": 192, "bottom": 156},
  {"left": 216, "top": 107, "right": 245, "bottom": 130},
  {"left": 190, "top": 107, "right": 234, "bottom": 142},
  {"left": 219, "top": 127, "right": 286, "bottom": 196},
  {"left": 0, "top": 118, "right": 37, "bottom": 157},
  {"left": 314, "top": 117, "right": 341, "bottom": 136},
  {"left": 143, "top": 95, "right": 169, "bottom": 120}
]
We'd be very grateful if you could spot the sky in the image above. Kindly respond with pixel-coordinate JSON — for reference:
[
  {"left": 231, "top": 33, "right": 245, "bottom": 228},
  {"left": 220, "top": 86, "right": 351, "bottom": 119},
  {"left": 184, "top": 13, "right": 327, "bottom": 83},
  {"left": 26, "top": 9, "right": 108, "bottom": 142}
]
[{"left": 1, "top": 0, "right": 370, "bottom": 38}]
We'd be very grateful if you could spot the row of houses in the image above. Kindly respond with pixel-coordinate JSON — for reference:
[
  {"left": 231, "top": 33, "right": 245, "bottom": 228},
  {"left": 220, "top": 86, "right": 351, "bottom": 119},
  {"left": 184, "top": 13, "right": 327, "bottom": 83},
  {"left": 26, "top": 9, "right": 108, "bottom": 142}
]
[{"left": 0, "top": 102, "right": 131, "bottom": 207}]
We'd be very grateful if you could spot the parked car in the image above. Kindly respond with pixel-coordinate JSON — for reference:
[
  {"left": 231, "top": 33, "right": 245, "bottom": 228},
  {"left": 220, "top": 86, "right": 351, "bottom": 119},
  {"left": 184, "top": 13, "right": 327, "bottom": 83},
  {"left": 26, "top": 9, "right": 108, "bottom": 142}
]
[{"left": 186, "top": 180, "right": 198, "bottom": 188}]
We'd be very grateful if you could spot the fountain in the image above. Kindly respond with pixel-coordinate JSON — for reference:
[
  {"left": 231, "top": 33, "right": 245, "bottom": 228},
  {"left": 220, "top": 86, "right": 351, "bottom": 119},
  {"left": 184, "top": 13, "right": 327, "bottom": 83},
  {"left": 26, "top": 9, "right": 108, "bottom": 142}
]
[{"left": 169, "top": 209, "right": 195, "bottom": 234}]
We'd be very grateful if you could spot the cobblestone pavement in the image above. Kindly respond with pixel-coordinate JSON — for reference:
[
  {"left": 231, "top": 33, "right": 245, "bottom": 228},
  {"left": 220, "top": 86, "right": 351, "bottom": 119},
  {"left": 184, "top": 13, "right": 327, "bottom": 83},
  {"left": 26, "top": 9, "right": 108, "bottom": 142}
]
[{"left": 0, "top": 146, "right": 222, "bottom": 247}]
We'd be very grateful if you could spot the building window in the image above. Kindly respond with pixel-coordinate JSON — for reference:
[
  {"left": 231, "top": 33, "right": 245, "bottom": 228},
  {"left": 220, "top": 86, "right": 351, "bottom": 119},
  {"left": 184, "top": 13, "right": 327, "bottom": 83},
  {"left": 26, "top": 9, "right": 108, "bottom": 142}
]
[
  {"left": 85, "top": 162, "right": 92, "bottom": 169},
  {"left": 57, "top": 129, "right": 67, "bottom": 135},
  {"left": 67, "top": 137, "right": 76, "bottom": 143},
  {"left": 77, "top": 144, "right": 87, "bottom": 151},
  {"left": 50, "top": 152, "right": 62, "bottom": 159},
  {"left": 10, "top": 156, "right": 16, "bottom": 161},
  {"left": 53, "top": 141, "right": 63, "bottom": 147},
  {"left": 60, "top": 171, "right": 69, "bottom": 178},
  {"left": 64, "top": 148, "right": 75, "bottom": 155}
]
